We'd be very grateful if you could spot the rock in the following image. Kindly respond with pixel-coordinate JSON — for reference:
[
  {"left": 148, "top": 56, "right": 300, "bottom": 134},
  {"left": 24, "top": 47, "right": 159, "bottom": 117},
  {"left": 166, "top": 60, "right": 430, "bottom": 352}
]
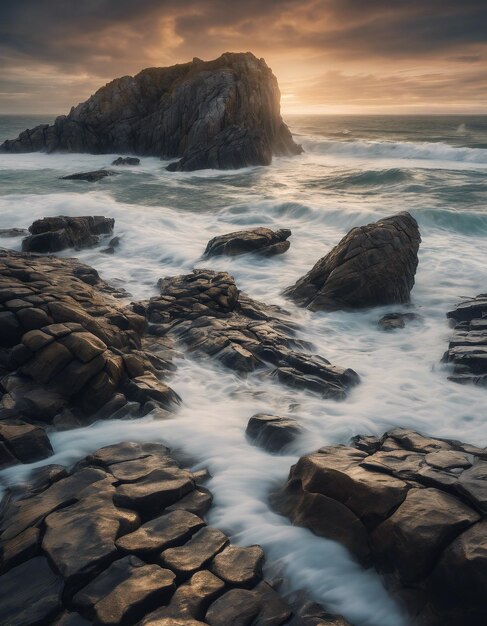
[
  {"left": 0, "top": 556, "right": 63, "bottom": 625},
  {"left": 210, "top": 545, "right": 264, "bottom": 588},
  {"left": 0, "top": 422, "right": 53, "bottom": 464},
  {"left": 1, "top": 53, "right": 302, "bottom": 172},
  {"left": 61, "top": 170, "right": 116, "bottom": 182},
  {"left": 161, "top": 527, "right": 229, "bottom": 578},
  {"left": 54, "top": 612, "right": 91, "bottom": 625},
  {"left": 0, "top": 228, "right": 29, "bottom": 237},
  {"left": 72, "top": 555, "right": 176, "bottom": 625},
  {"left": 274, "top": 428, "right": 487, "bottom": 625},
  {"left": 112, "top": 157, "right": 140, "bottom": 166},
  {"left": 116, "top": 510, "right": 205, "bottom": 555},
  {"left": 246, "top": 414, "right": 303, "bottom": 453},
  {"left": 165, "top": 487, "right": 213, "bottom": 518},
  {"left": 141, "top": 569, "right": 224, "bottom": 623},
  {"left": 284, "top": 212, "right": 421, "bottom": 311},
  {"left": 0, "top": 526, "right": 40, "bottom": 573},
  {"left": 22, "top": 215, "right": 115, "bottom": 252},
  {"left": 0, "top": 310, "right": 22, "bottom": 347},
  {"left": 147, "top": 269, "right": 358, "bottom": 399},
  {"left": 444, "top": 294, "right": 487, "bottom": 385},
  {"left": 378, "top": 312, "right": 419, "bottom": 331},
  {"left": 204, "top": 228, "right": 291, "bottom": 258}
]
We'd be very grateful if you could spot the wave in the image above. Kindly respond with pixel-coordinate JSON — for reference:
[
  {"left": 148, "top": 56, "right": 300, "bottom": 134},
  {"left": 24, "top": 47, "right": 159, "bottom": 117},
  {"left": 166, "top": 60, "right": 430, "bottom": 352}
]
[
  {"left": 303, "top": 137, "right": 487, "bottom": 164},
  {"left": 323, "top": 168, "right": 411, "bottom": 190}
]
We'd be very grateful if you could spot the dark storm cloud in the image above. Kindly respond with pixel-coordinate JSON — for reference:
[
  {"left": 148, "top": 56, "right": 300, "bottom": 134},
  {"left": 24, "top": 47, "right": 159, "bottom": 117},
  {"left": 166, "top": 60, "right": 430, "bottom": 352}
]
[{"left": 1, "top": 0, "right": 486, "bottom": 112}]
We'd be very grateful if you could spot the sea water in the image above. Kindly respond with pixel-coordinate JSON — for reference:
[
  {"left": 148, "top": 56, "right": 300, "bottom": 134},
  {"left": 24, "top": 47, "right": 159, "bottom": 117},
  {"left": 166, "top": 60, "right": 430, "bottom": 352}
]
[{"left": 1, "top": 114, "right": 487, "bottom": 626}]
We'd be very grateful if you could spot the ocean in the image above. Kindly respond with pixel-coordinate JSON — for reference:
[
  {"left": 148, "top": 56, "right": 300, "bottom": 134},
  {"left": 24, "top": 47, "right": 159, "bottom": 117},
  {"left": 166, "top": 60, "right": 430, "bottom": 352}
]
[{"left": 1, "top": 114, "right": 487, "bottom": 626}]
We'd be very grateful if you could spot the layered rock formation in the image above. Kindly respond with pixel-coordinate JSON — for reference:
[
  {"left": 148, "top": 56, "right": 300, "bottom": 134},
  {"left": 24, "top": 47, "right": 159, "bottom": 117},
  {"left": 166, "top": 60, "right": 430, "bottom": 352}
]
[
  {"left": 284, "top": 212, "right": 421, "bottom": 311},
  {"left": 22, "top": 216, "right": 115, "bottom": 253},
  {"left": 0, "top": 250, "right": 179, "bottom": 468},
  {"left": 272, "top": 428, "right": 487, "bottom": 626},
  {"left": 0, "top": 441, "right": 294, "bottom": 626},
  {"left": 204, "top": 228, "right": 291, "bottom": 258},
  {"left": 143, "top": 269, "right": 359, "bottom": 399},
  {"left": 443, "top": 294, "right": 487, "bottom": 385},
  {"left": 0, "top": 53, "right": 302, "bottom": 171}
]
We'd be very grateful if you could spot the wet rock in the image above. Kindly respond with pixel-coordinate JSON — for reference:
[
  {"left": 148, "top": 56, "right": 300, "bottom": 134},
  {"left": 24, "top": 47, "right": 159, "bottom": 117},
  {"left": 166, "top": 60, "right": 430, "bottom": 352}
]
[
  {"left": 204, "top": 228, "right": 291, "bottom": 258},
  {"left": 22, "top": 215, "right": 115, "bottom": 252},
  {"left": 378, "top": 312, "right": 419, "bottom": 331},
  {"left": 0, "top": 422, "right": 53, "bottom": 464},
  {"left": 0, "top": 228, "right": 29, "bottom": 237},
  {"left": 274, "top": 428, "right": 487, "bottom": 625},
  {"left": 112, "top": 157, "right": 140, "bottom": 166},
  {"left": 0, "top": 556, "right": 63, "bottom": 625},
  {"left": 246, "top": 414, "right": 303, "bottom": 453},
  {"left": 0, "top": 526, "right": 40, "bottom": 573},
  {"left": 116, "top": 510, "right": 205, "bottom": 555},
  {"left": 1, "top": 53, "right": 302, "bottom": 171},
  {"left": 284, "top": 212, "right": 421, "bottom": 311},
  {"left": 73, "top": 555, "right": 175, "bottom": 625},
  {"left": 165, "top": 487, "right": 213, "bottom": 517},
  {"left": 161, "top": 527, "right": 229, "bottom": 578},
  {"left": 147, "top": 269, "right": 358, "bottom": 399},
  {"left": 54, "top": 612, "right": 91, "bottom": 625},
  {"left": 210, "top": 545, "right": 264, "bottom": 588},
  {"left": 141, "top": 569, "right": 225, "bottom": 623},
  {"left": 61, "top": 169, "right": 116, "bottom": 182},
  {"left": 444, "top": 294, "right": 487, "bottom": 385}
]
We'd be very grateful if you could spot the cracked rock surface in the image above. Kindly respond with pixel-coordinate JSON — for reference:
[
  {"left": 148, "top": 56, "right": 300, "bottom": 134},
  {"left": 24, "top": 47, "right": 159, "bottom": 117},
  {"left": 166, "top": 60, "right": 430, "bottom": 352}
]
[{"left": 272, "top": 427, "right": 487, "bottom": 626}]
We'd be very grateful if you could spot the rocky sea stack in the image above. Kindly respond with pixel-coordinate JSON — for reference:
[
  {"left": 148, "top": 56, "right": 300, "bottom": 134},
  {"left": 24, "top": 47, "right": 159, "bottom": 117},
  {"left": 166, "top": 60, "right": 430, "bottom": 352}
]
[{"left": 0, "top": 52, "right": 302, "bottom": 172}]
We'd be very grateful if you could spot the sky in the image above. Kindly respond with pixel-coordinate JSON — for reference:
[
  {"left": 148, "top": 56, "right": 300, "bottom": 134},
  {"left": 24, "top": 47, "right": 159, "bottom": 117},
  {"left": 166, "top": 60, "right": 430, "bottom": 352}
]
[{"left": 1, "top": 0, "right": 486, "bottom": 115}]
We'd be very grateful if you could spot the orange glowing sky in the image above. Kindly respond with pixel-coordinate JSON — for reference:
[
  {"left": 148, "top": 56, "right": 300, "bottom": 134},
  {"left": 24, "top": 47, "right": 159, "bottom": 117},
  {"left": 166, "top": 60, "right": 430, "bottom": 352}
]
[{"left": 1, "top": 1, "right": 486, "bottom": 115}]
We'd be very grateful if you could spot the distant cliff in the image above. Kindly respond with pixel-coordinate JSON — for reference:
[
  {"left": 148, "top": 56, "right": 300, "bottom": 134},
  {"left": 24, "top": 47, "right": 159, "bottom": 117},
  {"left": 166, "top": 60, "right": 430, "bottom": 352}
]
[{"left": 0, "top": 52, "right": 302, "bottom": 171}]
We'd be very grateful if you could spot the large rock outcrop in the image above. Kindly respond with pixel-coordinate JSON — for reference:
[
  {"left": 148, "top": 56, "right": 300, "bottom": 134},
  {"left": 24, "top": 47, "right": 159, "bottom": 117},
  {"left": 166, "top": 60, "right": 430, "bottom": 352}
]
[
  {"left": 272, "top": 428, "right": 487, "bottom": 626},
  {"left": 443, "top": 294, "right": 487, "bottom": 385},
  {"left": 0, "top": 53, "right": 302, "bottom": 171},
  {"left": 284, "top": 212, "right": 421, "bottom": 311},
  {"left": 142, "top": 269, "right": 359, "bottom": 399}
]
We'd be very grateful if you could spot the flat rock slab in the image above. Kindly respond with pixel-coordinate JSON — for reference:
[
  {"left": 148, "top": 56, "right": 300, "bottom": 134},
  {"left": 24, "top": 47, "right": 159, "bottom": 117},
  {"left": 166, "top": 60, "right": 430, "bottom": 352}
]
[
  {"left": 73, "top": 555, "right": 175, "bottom": 625},
  {"left": 284, "top": 212, "right": 421, "bottom": 311},
  {"left": 161, "top": 527, "right": 229, "bottom": 578},
  {"left": 204, "top": 228, "right": 291, "bottom": 258},
  {"left": 0, "top": 421, "right": 53, "bottom": 465},
  {"left": 274, "top": 427, "right": 487, "bottom": 625},
  {"left": 61, "top": 170, "right": 116, "bottom": 182},
  {"left": 444, "top": 294, "right": 487, "bottom": 385},
  {"left": 0, "top": 556, "right": 63, "bottom": 625},
  {"left": 210, "top": 545, "right": 264, "bottom": 588}
]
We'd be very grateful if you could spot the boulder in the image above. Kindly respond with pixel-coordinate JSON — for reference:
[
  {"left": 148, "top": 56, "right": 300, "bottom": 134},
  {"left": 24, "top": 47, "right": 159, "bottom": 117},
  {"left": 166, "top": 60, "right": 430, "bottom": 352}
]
[
  {"left": 273, "top": 428, "right": 487, "bottom": 625},
  {"left": 22, "top": 215, "right": 115, "bottom": 252},
  {"left": 0, "top": 422, "right": 53, "bottom": 464},
  {"left": 61, "top": 170, "right": 116, "bottom": 182},
  {"left": 246, "top": 414, "right": 303, "bottom": 453},
  {"left": 160, "top": 527, "right": 229, "bottom": 578},
  {"left": 204, "top": 228, "right": 291, "bottom": 258},
  {"left": 378, "top": 312, "right": 419, "bottom": 331},
  {"left": 112, "top": 157, "right": 140, "bottom": 166},
  {"left": 443, "top": 294, "right": 487, "bottom": 385},
  {"left": 1, "top": 53, "right": 302, "bottom": 172},
  {"left": 284, "top": 212, "right": 421, "bottom": 311}
]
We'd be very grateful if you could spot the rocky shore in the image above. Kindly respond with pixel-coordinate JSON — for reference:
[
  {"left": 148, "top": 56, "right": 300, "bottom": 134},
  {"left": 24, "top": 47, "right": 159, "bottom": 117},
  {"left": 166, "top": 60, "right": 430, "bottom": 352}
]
[
  {"left": 0, "top": 210, "right": 485, "bottom": 626},
  {"left": 0, "top": 53, "right": 302, "bottom": 171}
]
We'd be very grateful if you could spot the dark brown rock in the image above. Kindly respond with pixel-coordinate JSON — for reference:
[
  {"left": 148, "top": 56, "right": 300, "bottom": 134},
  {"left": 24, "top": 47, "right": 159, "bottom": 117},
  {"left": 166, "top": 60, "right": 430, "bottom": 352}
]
[
  {"left": 1, "top": 53, "right": 302, "bottom": 172},
  {"left": 204, "top": 228, "right": 291, "bottom": 258},
  {"left": 22, "top": 215, "right": 115, "bottom": 253},
  {"left": 210, "top": 545, "right": 264, "bottom": 588},
  {"left": 378, "top": 312, "right": 419, "bottom": 331},
  {"left": 0, "top": 556, "right": 64, "bottom": 626},
  {"left": 161, "top": 527, "right": 229, "bottom": 578},
  {"left": 62, "top": 169, "right": 116, "bottom": 182},
  {"left": 112, "top": 157, "right": 140, "bottom": 166},
  {"left": 116, "top": 510, "right": 205, "bottom": 555},
  {"left": 246, "top": 414, "right": 303, "bottom": 453},
  {"left": 284, "top": 212, "right": 421, "bottom": 311},
  {"left": 72, "top": 555, "right": 175, "bottom": 625},
  {"left": 0, "top": 422, "right": 53, "bottom": 463}
]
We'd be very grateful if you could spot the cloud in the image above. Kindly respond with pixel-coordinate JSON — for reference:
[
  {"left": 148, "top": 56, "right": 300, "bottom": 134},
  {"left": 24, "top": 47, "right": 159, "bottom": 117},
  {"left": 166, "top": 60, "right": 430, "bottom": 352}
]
[{"left": 1, "top": 0, "right": 486, "bottom": 113}]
